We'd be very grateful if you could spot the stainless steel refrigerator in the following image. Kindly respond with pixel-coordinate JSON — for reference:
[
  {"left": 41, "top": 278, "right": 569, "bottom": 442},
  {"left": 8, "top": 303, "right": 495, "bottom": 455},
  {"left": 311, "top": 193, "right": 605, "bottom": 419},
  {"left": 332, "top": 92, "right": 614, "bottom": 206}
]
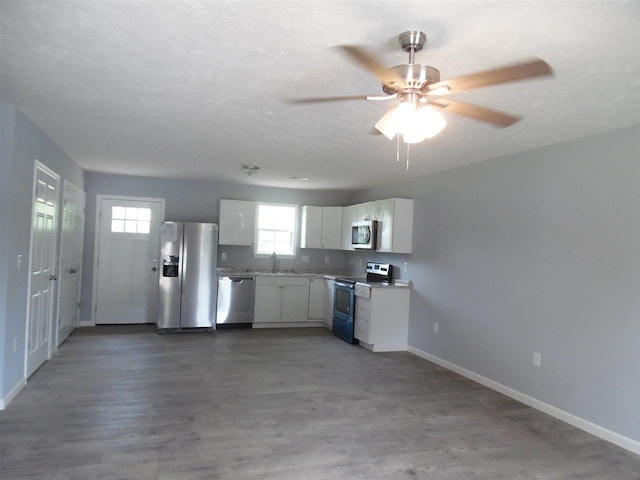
[{"left": 158, "top": 222, "right": 218, "bottom": 331}]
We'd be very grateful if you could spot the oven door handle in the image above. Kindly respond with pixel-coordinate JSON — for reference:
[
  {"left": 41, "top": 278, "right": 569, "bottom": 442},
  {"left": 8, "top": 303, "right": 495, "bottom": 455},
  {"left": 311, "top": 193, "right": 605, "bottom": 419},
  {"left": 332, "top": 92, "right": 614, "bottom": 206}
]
[{"left": 334, "top": 280, "right": 354, "bottom": 288}]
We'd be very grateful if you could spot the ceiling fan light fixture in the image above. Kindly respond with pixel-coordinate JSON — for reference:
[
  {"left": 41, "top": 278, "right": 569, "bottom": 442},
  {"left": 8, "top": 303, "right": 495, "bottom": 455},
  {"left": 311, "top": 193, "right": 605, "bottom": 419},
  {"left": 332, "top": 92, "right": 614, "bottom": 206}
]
[
  {"left": 417, "top": 105, "right": 447, "bottom": 139},
  {"left": 387, "top": 102, "right": 446, "bottom": 144},
  {"left": 375, "top": 104, "right": 401, "bottom": 139}
]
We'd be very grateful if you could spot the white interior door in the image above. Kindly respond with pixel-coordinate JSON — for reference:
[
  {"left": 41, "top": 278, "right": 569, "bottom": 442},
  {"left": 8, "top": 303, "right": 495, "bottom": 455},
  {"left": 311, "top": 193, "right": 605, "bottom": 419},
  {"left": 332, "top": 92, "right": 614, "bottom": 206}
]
[
  {"left": 94, "top": 196, "right": 164, "bottom": 324},
  {"left": 26, "top": 162, "right": 59, "bottom": 378},
  {"left": 56, "top": 181, "right": 85, "bottom": 347}
]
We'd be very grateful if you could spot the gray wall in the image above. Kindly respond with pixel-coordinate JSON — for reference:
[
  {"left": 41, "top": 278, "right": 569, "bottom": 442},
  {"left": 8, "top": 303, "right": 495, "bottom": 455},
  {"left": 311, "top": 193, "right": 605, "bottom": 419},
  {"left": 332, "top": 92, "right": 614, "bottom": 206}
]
[
  {"left": 348, "top": 125, "right": 640, "bottom": 443},
  {"left": 80, "top": 173, "right": 351, "bottom": 323},
  {"left": 0, "top": 104, "right": 17, "bottom": 396},
  {"left": 0, "top": 104, "right": 85, "bottom": 401}
]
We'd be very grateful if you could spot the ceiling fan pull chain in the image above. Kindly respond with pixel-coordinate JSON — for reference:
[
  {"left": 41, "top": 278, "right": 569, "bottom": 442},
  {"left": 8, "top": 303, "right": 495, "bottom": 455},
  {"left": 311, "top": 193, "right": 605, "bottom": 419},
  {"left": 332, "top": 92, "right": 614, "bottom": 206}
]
[
  {"left": 406, "top": 143, "right": 410, "bottom": 171},
  {"left": 396, "top": 134, "right": 400, "bottom": 163}
]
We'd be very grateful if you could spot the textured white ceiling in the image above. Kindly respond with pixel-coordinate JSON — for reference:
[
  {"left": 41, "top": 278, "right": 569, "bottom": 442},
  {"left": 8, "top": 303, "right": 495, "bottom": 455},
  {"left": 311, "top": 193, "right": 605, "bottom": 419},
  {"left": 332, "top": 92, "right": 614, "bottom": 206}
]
[{"left": 1, "top": 1, "right": 638, "bottom": 190}]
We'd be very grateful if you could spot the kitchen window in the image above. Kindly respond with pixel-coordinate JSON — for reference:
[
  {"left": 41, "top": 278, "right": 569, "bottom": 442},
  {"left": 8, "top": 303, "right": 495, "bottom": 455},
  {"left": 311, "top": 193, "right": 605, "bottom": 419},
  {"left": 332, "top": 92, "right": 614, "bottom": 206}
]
[{"left": 255, "top": 203, "right": 298, "bottom": 257}]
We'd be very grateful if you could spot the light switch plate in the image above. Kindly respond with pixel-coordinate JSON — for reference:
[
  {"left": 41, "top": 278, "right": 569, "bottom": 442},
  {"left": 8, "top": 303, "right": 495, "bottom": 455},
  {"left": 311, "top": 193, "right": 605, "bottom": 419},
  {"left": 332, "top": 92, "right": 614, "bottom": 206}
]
[{"left": 533, "top": 352, "right": 541, "bottom": 367}]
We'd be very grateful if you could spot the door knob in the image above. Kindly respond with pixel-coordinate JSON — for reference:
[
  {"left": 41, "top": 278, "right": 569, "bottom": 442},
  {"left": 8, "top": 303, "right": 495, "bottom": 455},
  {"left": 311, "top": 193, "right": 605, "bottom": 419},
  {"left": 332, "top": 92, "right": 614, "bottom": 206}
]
[
  {"left": 69, "top": 268, "right": 77, "bottom": 274},
  {"left": 49, "top": 275, "right": 57, "bottom": 281},
  {"left": 152, "top": 267, "right": 157, "bottom": 272}
]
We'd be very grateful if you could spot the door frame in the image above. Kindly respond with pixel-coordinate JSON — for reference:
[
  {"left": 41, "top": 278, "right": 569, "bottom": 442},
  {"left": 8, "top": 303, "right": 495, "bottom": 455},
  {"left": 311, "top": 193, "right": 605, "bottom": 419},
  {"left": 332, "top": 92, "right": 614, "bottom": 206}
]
[
  {"left": 55, "top": 180, "right": 85, "bottom": 348},
  {"left": 24, "top": 160, "right": 60, "bottom": 377},
  {"left": 90, "top": 195, "right": 165, "bottom": 325}
]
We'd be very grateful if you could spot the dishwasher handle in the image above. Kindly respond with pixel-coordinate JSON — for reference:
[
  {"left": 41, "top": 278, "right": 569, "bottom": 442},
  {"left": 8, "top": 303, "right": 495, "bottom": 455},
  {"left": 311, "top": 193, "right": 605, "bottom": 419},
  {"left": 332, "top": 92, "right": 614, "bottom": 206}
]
[{"left": 222, "top": 276, "right": 255, "bottom": 283}]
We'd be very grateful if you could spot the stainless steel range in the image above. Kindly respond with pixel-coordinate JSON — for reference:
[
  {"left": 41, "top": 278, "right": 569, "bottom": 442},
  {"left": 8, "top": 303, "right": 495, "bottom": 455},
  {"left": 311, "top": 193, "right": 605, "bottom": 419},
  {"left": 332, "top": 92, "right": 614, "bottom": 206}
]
[{"left": 332, "top": 262, "right": 393, "bottom": 343}]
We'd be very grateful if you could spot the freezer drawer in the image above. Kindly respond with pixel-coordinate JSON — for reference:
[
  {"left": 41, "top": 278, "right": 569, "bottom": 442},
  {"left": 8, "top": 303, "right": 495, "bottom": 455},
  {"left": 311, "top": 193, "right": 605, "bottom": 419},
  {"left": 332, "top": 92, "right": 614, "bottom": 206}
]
[{"left": 216, "top": 276, "right": 255, "bottom": 325}]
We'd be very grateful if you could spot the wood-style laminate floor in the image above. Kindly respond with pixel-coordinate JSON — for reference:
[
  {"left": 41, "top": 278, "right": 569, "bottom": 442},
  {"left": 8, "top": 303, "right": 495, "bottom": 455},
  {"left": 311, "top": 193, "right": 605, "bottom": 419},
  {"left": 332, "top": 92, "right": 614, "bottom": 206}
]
[{"left": 0, "top": 326, "right": 638, "bottom": 480}]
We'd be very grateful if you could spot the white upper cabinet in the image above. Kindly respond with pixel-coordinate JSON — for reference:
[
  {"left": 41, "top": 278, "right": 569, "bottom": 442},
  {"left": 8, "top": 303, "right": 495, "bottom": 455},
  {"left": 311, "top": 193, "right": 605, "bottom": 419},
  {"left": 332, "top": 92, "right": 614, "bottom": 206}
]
[
  {"left": 320, "top": 207, "right": 342, "bottom": 250},
  {"left": 376, "top": 198, "right": 414, "bottom": 253},
  {"left": 219, "top": 199, "right": 256, "bottom": 246},
  {"left": 300, "top": 206, "right": 322, "bottom": 248},
  {"left": 300, "top": 206, "right": 343, "bottom": 250}
]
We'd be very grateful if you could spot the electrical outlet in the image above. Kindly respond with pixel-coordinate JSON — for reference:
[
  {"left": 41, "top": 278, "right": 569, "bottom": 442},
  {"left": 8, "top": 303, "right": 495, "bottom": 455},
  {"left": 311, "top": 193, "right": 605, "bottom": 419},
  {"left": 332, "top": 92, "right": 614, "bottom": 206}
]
[
  {"left": 433, "top": 322, "right": 439, "bottom": 333},
  {"left": 403, "top": 262, "right": 408, "bottom": 273},
  {"left": 533, "top": 352, "right": 541, "bottom": 367},
  {"left": 302, "top": 255, "right": 309, "bottom": 263},
  {"left": 13, "top": 337, "right": 19, "bottom": 352},
  {"left": 221, "top": 252, "right": 227, "bottom": 261},
  {"left": 17, "top": 254, "right": 23, "bottom": 270},
  {"left": 324, "top": 255, "right": 330, "bottom": 264}
]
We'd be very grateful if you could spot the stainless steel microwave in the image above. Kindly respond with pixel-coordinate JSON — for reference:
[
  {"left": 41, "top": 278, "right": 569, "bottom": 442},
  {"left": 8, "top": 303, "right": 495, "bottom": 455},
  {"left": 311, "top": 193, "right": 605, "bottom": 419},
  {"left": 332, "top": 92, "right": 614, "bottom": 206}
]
[{"left": 351, "top": 220, "right": 378, "bottom": 249}]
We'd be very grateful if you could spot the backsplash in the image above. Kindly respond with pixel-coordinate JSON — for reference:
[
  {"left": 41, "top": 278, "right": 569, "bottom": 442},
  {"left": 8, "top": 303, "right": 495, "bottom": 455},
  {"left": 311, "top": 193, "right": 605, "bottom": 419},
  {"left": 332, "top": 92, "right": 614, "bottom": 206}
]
[
  {"left": 217, "top": 245, "right": 411, "bottom": 279},
  {"left": 217, "top": 245, "right": 351, "bottom": 274}
]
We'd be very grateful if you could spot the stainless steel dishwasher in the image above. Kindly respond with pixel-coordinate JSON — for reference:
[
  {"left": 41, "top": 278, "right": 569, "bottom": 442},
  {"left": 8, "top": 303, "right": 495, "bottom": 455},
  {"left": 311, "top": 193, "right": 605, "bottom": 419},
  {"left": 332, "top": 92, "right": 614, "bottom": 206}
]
[{"left": 216, "top": 275, "right": 255, "bottom": 327}]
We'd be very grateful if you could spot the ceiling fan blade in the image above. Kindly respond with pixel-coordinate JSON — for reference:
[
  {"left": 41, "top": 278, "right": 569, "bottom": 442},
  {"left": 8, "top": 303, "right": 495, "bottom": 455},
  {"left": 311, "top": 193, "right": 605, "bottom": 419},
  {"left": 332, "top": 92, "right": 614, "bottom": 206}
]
[
  {"left": 285, "top": 95, "right": 370, "bottom": 104},
  {"left": 427, "top": 57, "right": 553, "bottom": 95},
  {"left": 430, "top": 98, "right": 521, "bottom": 127},
  {"left": 336, "top": 45, "right": 405, "bottom": 88}
]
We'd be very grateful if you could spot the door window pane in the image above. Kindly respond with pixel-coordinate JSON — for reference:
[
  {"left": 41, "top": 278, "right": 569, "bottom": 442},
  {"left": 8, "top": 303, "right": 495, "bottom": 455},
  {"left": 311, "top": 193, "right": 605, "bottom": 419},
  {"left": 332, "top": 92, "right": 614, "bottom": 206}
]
[
  {"left": 111, "top": 219, "right": 125, "bottom": 233},
  {"left": 111, "top": 207, "right": 152, "bottom": 234}
]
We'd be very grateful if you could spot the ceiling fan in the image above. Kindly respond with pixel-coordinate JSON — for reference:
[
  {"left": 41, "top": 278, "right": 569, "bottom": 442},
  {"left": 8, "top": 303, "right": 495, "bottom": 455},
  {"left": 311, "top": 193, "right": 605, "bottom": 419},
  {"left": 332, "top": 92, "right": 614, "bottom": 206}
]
[{"left": 290, "top": 30, "right": 554, "bottom": 146}]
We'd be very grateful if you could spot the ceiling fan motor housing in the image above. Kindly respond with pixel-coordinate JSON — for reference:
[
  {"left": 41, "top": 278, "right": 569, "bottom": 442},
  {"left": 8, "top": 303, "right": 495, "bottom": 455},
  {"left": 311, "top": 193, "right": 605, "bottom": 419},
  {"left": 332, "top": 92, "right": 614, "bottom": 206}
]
[{"left": 385, "top": 64, "right": 441, "bottom": 94}]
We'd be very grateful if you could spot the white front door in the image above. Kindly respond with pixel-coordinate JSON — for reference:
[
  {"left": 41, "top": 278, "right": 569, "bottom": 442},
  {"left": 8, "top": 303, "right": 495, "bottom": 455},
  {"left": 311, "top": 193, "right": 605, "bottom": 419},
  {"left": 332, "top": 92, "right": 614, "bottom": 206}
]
[
  {"left": 26, "top": 162, "right": 59, "bottom": 378},
  {"left": 94, "top": 196, "right": 164, "bottom": 324},
  {"left": 56, "top": 181, "right": 85, "bottom": 347}
]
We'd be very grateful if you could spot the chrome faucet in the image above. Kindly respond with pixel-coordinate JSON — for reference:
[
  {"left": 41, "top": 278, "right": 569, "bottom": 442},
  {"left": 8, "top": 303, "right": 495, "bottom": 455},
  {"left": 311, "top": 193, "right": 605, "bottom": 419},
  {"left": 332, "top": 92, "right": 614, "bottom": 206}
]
[{"left": 270, "top": 251, "right": 279, "bottom": 273}]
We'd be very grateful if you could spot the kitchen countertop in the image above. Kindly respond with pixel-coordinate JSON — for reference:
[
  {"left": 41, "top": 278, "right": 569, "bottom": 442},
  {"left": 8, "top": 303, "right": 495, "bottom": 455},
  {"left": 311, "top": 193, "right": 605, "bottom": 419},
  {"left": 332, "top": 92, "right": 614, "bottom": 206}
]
[
  {"left": 216, "top": 268, "right": 349, "bottom": 278},
  {"left": 216, "top": 268, "right": 409, "bottom": 288},
  {"left": 356, "top": 281, "right": 410, "bottom": 289}
]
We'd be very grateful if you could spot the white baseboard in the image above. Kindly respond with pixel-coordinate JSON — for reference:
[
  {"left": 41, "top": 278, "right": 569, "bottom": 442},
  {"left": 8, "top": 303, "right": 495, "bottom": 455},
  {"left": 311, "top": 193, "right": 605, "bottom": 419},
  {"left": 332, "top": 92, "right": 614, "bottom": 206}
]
[
  {"left": 407, "top": 346, "right": 640, "bottom": 456},
  {"left": 360, "top": 341, "right": 407, "bottom": 353},
  {"left": 252, "top": 322, "right": 326, "bottom": 329},
  {"left": 79, "top": 320, "right": 95, "bottom": 327},
  {"left": 0, "top": 377, "right": 26, "bottom": 410}
]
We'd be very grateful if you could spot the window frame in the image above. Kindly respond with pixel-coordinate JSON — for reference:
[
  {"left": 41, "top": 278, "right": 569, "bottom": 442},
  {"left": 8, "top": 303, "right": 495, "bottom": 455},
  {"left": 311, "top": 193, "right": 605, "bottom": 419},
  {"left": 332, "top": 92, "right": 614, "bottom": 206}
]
[{"left": 253, "top": 202, "right": 299, "bottom": 259}]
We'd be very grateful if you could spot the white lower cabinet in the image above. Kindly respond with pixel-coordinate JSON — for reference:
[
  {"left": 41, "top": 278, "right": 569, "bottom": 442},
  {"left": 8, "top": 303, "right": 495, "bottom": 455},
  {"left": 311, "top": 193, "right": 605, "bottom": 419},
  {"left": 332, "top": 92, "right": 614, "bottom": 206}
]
[
  {"left": 354, "top": 284, "right": 410, "bottom": 352},
  {"left": 254, "top": 276, "right": 310, "bottom": 324},
  {"left": 308, "top": 278, "right": 326, "bottom": 320},
  {"left": 281, "top": 284, "right": 310, "bottom": 322},
  {"left": 324, "top": 278, "right": 335, "bottom": 328}
]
